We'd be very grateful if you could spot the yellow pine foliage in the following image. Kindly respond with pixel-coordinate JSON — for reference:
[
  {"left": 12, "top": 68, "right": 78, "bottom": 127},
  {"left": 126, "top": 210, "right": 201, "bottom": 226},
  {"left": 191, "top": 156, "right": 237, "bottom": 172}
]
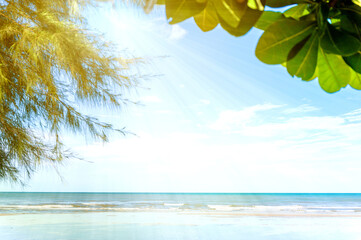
[{"left": 0, "top": 0, "right": 138, "bottom": 182}]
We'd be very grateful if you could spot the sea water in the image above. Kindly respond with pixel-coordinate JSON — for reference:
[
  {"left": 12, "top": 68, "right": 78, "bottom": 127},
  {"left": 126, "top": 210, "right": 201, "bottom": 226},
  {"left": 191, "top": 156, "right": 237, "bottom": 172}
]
[{"left": 1, "top": 193, "right": 361, "bottom": 239}]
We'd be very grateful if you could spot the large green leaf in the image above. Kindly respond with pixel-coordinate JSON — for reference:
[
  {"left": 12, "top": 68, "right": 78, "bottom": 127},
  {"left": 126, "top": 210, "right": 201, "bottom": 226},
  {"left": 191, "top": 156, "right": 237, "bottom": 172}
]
[
  {"left": 303, "top": 66, "right": 318, "bottom": 81},
  {"left": 340, "top": 13, "right": 361, "bottom": 39},
  {"left": 247, "top": 0, "right": 264, "bottom": 11},
  {"left": 194, "top": 2, "right": 219, "bottom": 31},
  {"left": 353, "top": 0, "right": 361, "bottom": 7},
  {"left": 266, "top": 0, "right": 306, "bottom": 8},
  {"left": 287, "top": 35, "right": 310, "bottom": 60},
  {"left": 284, "top": 4, "right": 310, "bottom": 20},
  {"left": 349, "top": 71, "right": 361, "bottom": 90},
  {"left": 317, "top": 49, "right": 351, "bottom": 93},
  {"left": 219, "top": 6, "right": 263, "bottom": 36},
  {"left": 316, "top": 3, "right": 329, "bottom": 31},
  {"left": 343, "top": 52, "right": 361, "bottom": 74},
  {"left": 254, "top": 11, "right": 284, "bottom": 30},
  {"left": 255, "top": 19, "right": 316, "bottom": 64},
  {"left": 166, "top": 0, "right": 206, "bottom": 24},
  {"left": 214, "top": 0, "right": 247, "bottom": 28},
  {"left": 287, "top": 31, "right": 319, "bottom": 80},
  {"left": 347, "top": 5, "right": 361, "bottom": 15},
  {"left": 321, "top": 24, "right": 361, "bottom": 56}
]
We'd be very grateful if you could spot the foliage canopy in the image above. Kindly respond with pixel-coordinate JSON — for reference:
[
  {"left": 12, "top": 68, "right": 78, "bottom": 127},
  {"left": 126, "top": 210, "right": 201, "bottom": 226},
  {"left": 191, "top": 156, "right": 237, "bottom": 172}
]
[
  {"left": 140, "top": 0, "right": 361, "bottom": 93},
  {"left": 0, "top": 0, "right": 137, "bottom": 182}
]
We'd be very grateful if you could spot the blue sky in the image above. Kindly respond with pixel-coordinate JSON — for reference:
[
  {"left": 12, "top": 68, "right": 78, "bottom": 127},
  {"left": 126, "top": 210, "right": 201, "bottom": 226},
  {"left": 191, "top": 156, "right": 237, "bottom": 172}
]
[{"left": 2, "top": 5, "right": 361, "bottom": 192}]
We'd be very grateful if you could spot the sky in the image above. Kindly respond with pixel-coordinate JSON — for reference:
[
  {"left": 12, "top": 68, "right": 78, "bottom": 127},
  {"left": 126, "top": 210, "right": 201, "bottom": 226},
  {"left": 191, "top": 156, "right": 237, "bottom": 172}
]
[{"left": 2, "top": 4, "right": 361, "bottom": 193}]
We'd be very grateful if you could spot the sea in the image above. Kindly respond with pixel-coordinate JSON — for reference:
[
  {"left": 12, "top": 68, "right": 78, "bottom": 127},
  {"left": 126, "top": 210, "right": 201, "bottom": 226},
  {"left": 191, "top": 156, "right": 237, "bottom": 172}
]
[{"left": 1, "top": 192, "right": 361, "bottom": 240}]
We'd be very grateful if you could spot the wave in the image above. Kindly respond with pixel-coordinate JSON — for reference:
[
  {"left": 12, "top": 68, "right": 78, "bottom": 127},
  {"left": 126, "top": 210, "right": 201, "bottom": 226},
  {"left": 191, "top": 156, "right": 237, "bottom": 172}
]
[{"left": 1, "top": 202, "right": 361, "bottom": 215}]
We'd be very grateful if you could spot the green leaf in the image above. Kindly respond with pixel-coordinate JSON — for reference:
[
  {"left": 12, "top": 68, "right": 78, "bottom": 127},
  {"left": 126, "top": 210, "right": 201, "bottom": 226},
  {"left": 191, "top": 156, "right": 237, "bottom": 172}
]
[
  {"left": 350, "top": 5, "right": 361, "bottom": 14},
  {"left": 343, "top": 52, "right": 361, "bottom": 74},
  {"left": 255, "top": 19, "right": 316, "bottom": 64},
  {"left": 287, "top": 31, "right": 319, "bottom": 80},
  {"left": 254, "top": 11, "right": 284, "bottom": 30},
  {"left": 340, "top": 14, "right": 361, "bottom": 38},
  {"left": 317, "top": 49, "right": 351, "bottom": 93},
  {"left": 247, "top": 0, "right": 265, "bottom": 11},
  {"left": 352, "top": 0, "right": 361, "bottom": 7},
  {"left": 321, "top": 24, "right": 361, "bottom": 56},
  {"left": 303, "top": 66, "right": 318, "bottom": 81},
  {"left": 349, "top": 70, "right": 361, "bottom": 90},
  {"left": 284, "top": 4, "right": 309, "bottom": 20},
  {"left": 194, "top": 2, "right": 219, "bottom": 31},
  {"left": 214, "top": 0, "right": 247, "bottom": 28},
  {"left": 316, "top": 3, "right": 329, "bottom": 31},
  {"left": 287, "top": 35, "right": 310, "bottom": 60},
  {"left": 219, "top": 7, "right": 263, "bottom": 36},
  {"left": 166, "top": 0, "right": 206, "bottom": 24},
  {"left": 266, "top": 0, "right": 306, "bottom": 8},
  {"left": 299, "top": 12, "right": 317, "bottom": 22}
]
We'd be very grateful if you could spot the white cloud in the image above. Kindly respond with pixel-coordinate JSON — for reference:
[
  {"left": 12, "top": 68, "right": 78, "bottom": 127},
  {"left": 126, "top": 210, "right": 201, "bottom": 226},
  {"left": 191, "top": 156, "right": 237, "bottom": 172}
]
[
  {"left": 13, "top": 104, "right": 361, "bottom": 192},
  {"left": 168, "top": 25, "right": 187, "bottom": 40},
  {"left": 241, "top": 116, "right": 345, "bottom": 138},
  {"left": 70, "top": 120, "right": 361, "bottom": 192},
  {"left": 283, "top": 104, "right": 319, "bottom": 114},
  {"left": 344, "top": 108, "right": 361, "bottom": 122},
  {"left": 207, "top": 104, "right": 361, "bottom": 171},
  {"left": 209, "top": 103, "right": 282, "bottom": 131},
  {"left": 209, "top": 104, "right": 361, "bottom": 141}
]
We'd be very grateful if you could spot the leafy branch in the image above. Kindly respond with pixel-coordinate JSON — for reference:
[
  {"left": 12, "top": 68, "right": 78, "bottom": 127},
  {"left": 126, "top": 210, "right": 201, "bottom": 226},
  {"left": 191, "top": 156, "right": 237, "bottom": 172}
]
[
  {"left": 0, "top": 0, "right": 140, "bottom": 183},
  {"left": 139, "top": 0, "right": 361, "bottom": 93}
]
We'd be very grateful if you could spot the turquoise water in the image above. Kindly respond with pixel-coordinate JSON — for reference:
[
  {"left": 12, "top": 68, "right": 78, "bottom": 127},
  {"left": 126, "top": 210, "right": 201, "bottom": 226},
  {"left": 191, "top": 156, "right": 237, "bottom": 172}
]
[{"left": 1, "top": 193, "right": 361, "bottom": 239}]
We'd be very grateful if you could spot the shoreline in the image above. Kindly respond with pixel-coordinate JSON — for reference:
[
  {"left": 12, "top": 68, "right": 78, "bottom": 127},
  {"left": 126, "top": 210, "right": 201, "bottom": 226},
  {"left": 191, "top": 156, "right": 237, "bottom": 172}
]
[{"left": 1, "top": 210, "right": 361, "bottom": 218}]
